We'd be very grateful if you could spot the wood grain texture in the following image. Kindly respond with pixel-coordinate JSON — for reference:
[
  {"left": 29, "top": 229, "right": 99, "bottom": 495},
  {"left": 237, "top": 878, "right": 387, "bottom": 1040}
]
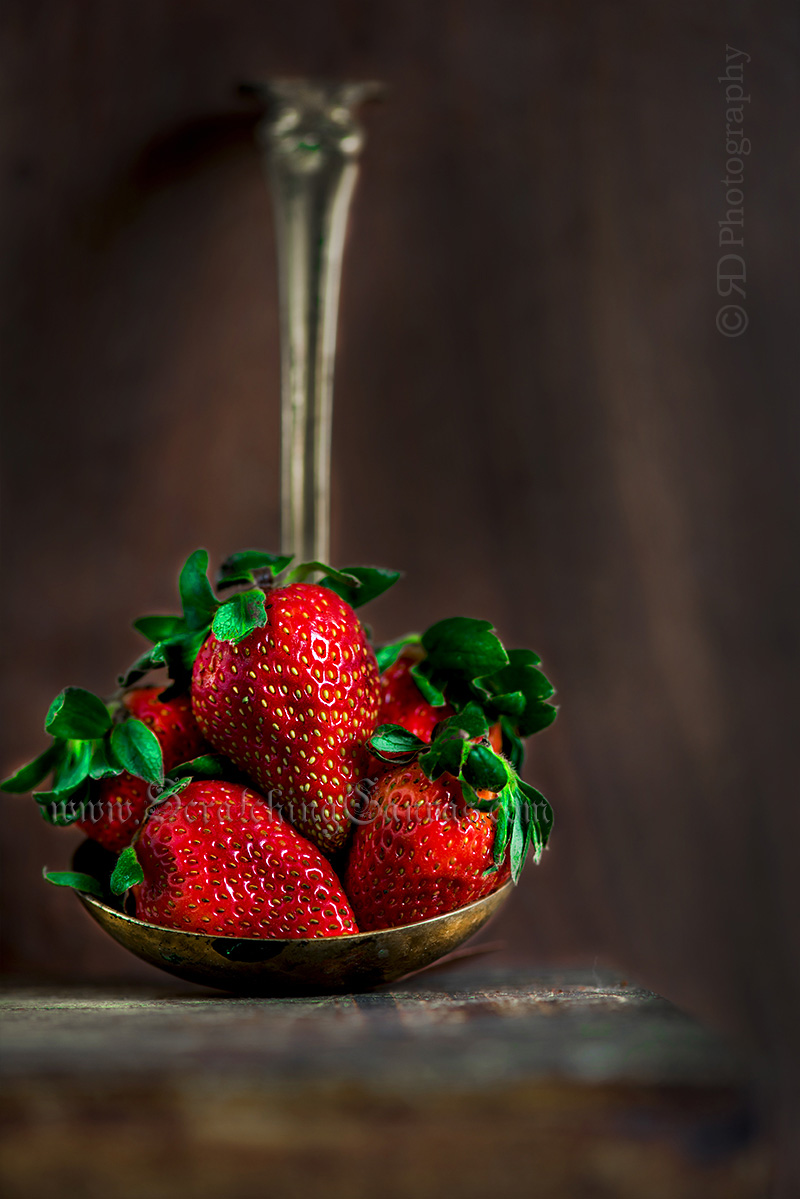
[
  {"left": 0, "top": 0, "right": 797, "bottom": 1123},
  {"left": 0, "top": 973, "right": 768, "bottom": 1198}
]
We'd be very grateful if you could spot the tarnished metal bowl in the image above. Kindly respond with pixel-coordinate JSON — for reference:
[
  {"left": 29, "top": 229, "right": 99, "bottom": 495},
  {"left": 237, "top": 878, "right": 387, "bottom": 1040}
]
[{"left": 72, "top": 840, "right": 512, "bottom": 995}]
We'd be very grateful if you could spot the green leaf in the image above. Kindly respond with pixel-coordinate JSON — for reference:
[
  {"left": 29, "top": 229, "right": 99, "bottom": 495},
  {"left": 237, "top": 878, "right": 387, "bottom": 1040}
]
[
  {"left": 505, "top": 647, "right": 541, "bottom": 668},
  {"left": 133, "top": 614, "right": 186, "bottom": 643},
  {"left": 211, "top": 589, "right": 268, "bottom": 643},
  {"left": 519, "top": 780, "right": 554, "bottom": 861},
  {"left": 489, "top": 801, "right": 509, "bottom": 872},
  {"left": 500, "top": 717, "right": 525, "bottom": 772},
  {"left": 179, "top": 549, "right": 219, "bottom": 631},
  {"left": 419, "top": 736, "right": 466, "bottom": 781},
  {"left": 286, "top": 560, "right": 361, "bottom": 588},
  {"left": 43, "top": 869, "right": 102, "bottom": 898},
  {"left": 462, "top": 744, "right": 509, "bottom": 793},
  {"left": 370, "top": 724, "right": 428, "bottom": 757},
  {"left": 418, "top": 706, "right": 488, "bottom": 781},
  {"left": 409, "top": 663, "right": 447, "bottom": 707},
  {"left": 34, "top": 781, "right": 85, "bottom": 805},
  {"left": 35, "top": 779, "right": 90, "bottom": 826},
  {"left": 123, "top": 623, "right": 209, "bottom": 695},
  {"left": 374, "top": 635, "right": 421, "bottom": 674},
  {"left": 447, "top": 702, "right": 489, "bottom": 740},
  {"left": 110, "top": 719, "right": 164, "bottom": 786},
  {"left": 488, "top": 690, "right": 527, "bottom": 718},
  {"left": 450, "top": 723, "right": 554, "bottom": 882},
  {"left": 518, "top": 702, "right": 558, "bottom": 738},
  {"left": 152, "top": 776, "right": 192, "bottom": 802},
  {"left": 503, "top": 664, "right": 553, "bottom": 702},
  {"left": 394, "top": 619, "right": 556, "bottom": 752},
  {"left": 320, "top": 566, "right": 401, "bottom": 609},
  {"left": 110, "top": 845, "right": 144, "bottom": 895},
  {"left": 88, "top": 738, "right": 123, "bottom": 780},
  {"left": 421, "top": 617, "right": 508, "bottom": 681},
  {"left": 165, "top": 753, "right": 231, "bottom": 781},
  {"left": 482, "top": 648, "right": 556, "bottom": 737},
  {"left": 149, "top": 753, "right": 234, "bottom": 804},
  {"left": 216, "top": 550, "right": 294, "bottom": 590},
  {"left": 1, "top": 742, "right": 63, "bottom": 793},
  {"left": 508, "top": 801, "right": 526, "bottom": 884},
  {"left": 53, "top": 740, "right": 93, "bottom": 791},
  {"left": 45, "top": 688, "right": 112, "bottom": 740}
]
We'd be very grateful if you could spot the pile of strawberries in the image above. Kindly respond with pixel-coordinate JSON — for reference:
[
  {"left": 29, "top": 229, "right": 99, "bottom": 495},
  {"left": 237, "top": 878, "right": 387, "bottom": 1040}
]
[{"left": 3, "top": 550, "right": 556, "bottom": 938}]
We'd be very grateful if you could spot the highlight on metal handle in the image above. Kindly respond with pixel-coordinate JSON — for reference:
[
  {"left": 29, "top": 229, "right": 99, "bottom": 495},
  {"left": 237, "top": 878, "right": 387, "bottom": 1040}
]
[{"left": 247, "top": 78, "right": 382, "bottom": 565}]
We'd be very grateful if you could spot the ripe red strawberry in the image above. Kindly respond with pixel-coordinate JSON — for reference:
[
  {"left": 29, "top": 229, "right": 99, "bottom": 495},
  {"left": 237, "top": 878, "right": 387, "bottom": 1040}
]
[
  {"left": 77, "top": 688, "right": 207, "bottom": 854},
  {"left": 375, "top": 619, "right": 558, "bottom": 773},
  {"left": 379, "top": 652, "right": 455, "bottom": 742},
  {"left": 345, "top": 763, "right": 511, "bottom": 931},
  {"left": 132, "top": 780, "right": 358, "bottom": 937},
  {"left": 192, "top": 582, "right": 380, "bottom": 855},
  {"left": 375, "top": 651, "right": 501, "bottom": 768},
  {"left": 346, "top": 704, "right": 553, "bottom": 931}
]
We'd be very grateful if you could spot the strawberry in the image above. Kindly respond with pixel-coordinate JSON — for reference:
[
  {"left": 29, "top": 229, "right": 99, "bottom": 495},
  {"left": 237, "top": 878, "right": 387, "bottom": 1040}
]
[
  {"left": 379, "top": 650, "right": 455, "bottom": 742},
  {"left": 345, "top": 765, "right": 510, "bottom": 930},
  {"left": 370, "top": 649, "right": 503, "bottom": 779},
  {"left": 127, "top": 780, "right": 358, "bottom": 937},
  {"left": 192, "top": 582, "right": 380, "bottom": 855},
  {"left": 378, "top": 650, "right": 502, "bottom": 753},
  {"left": 2, "top": 684, "right": 177, "bottom": 846},
  {"left": 365, "top": 650, "right": 455, "bottom": 781},
  {"left": 120, "top": 550, "right": 399, "bottom": 855},
  {"left": 345, "top": 703, "right": 553, "bottom": 931},
  {"left": 375, "top": 619, "right": 557, "bottom": 771},
  {"left": 76, "top": 687, "right": 207, "bottom": 853}
]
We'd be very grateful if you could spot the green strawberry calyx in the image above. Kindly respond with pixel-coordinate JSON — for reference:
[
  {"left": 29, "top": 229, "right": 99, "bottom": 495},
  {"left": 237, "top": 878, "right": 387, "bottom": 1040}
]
[
  {"left": 121, "top": 548, "right": 400, "bottom": 697},
  {"left": 1, "top": 687, "right": 165, "bottom": 828},
  {"left": 110, "top": 844, "right": 145, "bottom": 895},
  {"left": 42, "top": 867, "right": 103, "bottom": 898},
  {"left": 145, "top": 752, "right": 248, "bottom": 806},
  {"left": 369, "top": 702, "right": 554, "bottom": 884},
  {"left": 41, "top": 754, "right": 240, "bottom": 901},
  {"left": 376, "top": 617, "right": 558, "bottom": 769}
]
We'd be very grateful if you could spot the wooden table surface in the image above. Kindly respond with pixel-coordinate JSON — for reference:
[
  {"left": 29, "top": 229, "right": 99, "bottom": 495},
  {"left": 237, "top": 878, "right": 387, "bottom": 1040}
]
[{"left": 0, "top": 966, "right": 769, "bottom": 1198}]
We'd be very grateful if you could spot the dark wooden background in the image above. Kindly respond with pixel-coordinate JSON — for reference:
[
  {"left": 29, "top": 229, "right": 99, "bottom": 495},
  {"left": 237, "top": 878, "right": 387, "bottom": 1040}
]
[{"left": 1, "top": 0, "right": 797, "bottom": 1084}]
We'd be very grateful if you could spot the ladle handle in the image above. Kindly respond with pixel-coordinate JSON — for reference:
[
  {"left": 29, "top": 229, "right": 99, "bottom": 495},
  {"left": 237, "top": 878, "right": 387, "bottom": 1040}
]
[{"left": 252, "top": 79, "right": 381, "bottom": 565}]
